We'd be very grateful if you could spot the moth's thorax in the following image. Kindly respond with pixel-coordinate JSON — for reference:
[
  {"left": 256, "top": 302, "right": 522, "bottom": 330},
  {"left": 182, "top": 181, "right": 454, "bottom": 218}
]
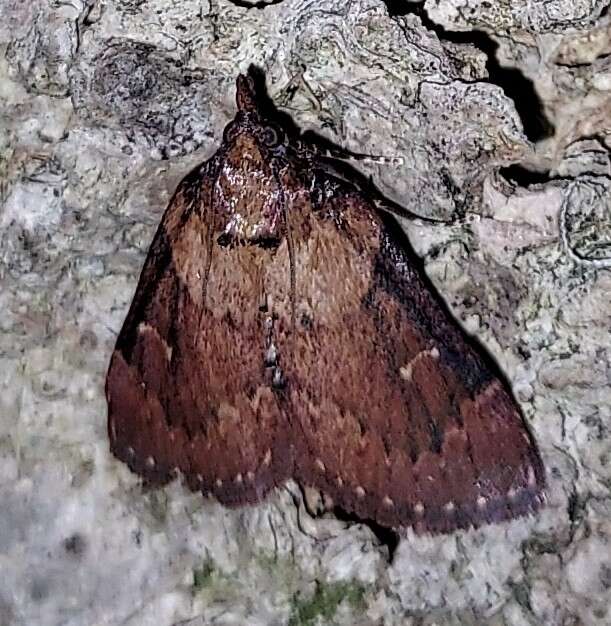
[{"left": 215, "top": 132, "right": 284, "bottom": 245}]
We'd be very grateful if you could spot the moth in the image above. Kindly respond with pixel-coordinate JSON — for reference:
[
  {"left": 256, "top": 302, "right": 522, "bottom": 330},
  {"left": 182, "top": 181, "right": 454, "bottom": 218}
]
[{"left": 106, "top": 73, "right": 545, "bottom": 534}]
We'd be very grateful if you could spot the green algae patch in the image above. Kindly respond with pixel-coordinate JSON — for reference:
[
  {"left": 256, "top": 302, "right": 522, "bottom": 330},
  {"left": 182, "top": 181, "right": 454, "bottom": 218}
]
[{"left": 288, "top": 580, "right": 367, "bottom": 626}]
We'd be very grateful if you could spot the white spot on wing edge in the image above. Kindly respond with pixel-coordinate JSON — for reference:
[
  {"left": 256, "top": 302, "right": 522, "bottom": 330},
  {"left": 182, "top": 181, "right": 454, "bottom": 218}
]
[
  {"left": 136, "top": 321, "right": 173, "bottom": 361},
  {"left": 137, "top": 322, "right": 154, "bottom": 335},
  {"left": 399, "top": 347, "right": 440, "bottom": 381},
  {"left": 526, "top": 465, "right": 537, "bottom": 488}
]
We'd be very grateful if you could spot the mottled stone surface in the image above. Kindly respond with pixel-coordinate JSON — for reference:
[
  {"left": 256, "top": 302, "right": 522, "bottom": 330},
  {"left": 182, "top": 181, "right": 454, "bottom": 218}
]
[{"left": 1, "top": 0, "right": 610, "bottom": 625}]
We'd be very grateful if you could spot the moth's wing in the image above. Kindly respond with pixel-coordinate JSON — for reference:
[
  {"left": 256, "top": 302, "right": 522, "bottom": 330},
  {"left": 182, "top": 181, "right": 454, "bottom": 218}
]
[
  {"left": 284, "top": 190, "right": 545, "bottom": 533},
  {"left": 106, "top": 168, "right": 292, "bottom": 505}
]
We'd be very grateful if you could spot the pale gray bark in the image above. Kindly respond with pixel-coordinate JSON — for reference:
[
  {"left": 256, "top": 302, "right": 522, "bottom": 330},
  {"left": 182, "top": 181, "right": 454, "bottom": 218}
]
[{"left": 1, "top": 0, "right": 610, "bottom": 624}]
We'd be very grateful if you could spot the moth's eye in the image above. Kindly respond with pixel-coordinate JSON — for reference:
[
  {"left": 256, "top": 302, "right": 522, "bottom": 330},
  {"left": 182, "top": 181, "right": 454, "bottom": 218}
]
[
  {"left": 261, "top": 127, "right": 281, "bottom": 147},
  {"left": 223, "top": 122, "right": 241, "bottom": 143}
]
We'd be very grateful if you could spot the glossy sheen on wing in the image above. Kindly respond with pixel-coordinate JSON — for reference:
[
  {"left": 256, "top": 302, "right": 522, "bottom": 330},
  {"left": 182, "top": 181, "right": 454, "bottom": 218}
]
[{"left": 106, "top": 74, "right": 545, "bottom": 533}]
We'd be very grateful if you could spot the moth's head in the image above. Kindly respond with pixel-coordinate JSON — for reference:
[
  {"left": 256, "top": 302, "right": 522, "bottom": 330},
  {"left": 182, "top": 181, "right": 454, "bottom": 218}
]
[
  {"left": 213, "top": 75, "right": 290, "bottom": 247},
  {"left": 220, "top": 75, "right": 288, "bottom": 161}
]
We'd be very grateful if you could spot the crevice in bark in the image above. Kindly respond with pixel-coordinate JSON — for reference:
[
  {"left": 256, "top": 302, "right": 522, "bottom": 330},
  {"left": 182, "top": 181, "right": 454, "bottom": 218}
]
[
  {"left": 226, "top": 0, "right": 285, "bottom": 9},
  {"left": 384, "top": 0, "right": 555, "bottom": 142},
  {"left": 499, "top": 164, "right": 553, "bottom": 186},
  {"left": 332, "top": 506, "right": 400, "bottom": 562}
]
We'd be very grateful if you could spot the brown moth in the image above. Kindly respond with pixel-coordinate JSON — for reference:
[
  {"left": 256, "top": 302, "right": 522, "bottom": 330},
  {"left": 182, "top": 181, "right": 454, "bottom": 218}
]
[{"left": 106, "top": 73, "right": 545, "bottom": 534}]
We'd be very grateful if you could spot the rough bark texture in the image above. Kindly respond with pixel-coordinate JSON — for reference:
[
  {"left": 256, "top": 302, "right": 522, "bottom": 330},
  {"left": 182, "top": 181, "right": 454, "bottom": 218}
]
[{"left": 1, "top": 0, "right": 610, "bottom": 625}]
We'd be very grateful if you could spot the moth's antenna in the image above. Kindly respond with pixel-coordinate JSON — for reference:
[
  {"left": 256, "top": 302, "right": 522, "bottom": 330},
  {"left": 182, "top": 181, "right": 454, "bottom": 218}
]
[{"left": 320, "top": 145, "right": 405, "bottom": 168}]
